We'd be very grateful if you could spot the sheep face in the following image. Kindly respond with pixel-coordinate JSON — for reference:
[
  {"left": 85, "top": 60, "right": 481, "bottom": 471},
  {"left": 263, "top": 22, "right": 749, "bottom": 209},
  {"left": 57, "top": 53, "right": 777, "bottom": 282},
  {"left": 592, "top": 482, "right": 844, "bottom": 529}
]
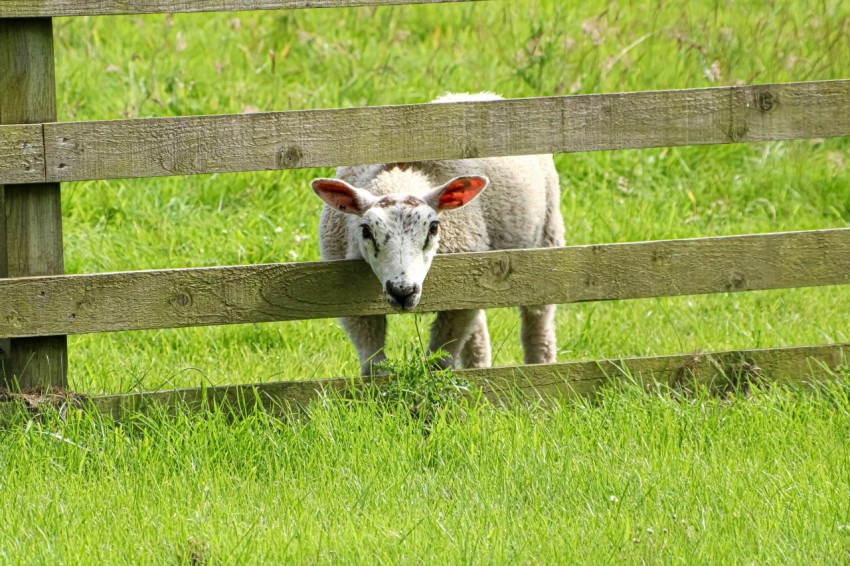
[{"left": 312, "top": 175, "right": 489, "bottom": 311}]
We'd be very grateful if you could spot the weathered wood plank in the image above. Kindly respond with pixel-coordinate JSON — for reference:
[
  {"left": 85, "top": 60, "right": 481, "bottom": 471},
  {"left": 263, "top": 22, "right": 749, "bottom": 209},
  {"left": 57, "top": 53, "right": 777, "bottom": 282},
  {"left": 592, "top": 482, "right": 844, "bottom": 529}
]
[
  {"left": 0, "top": 0, "right": 482, "bottom": 18},
  {"left": 0, "top": 80, "right": 845, "bottom": 185},
  {"left": 0, "top": 125, "right": 45, "bottom": 185},
  {"left": 88, "top": 343, "right": 850, "bottom": 418},
  {"left": 0, "top": 19, "right": 67, "bottom": 389},
  {"left": 32, "top": 79, "right": 850, "bottom": 184},
  {"left": 0, "top": 228, "right": 848, "bottom": 338}
]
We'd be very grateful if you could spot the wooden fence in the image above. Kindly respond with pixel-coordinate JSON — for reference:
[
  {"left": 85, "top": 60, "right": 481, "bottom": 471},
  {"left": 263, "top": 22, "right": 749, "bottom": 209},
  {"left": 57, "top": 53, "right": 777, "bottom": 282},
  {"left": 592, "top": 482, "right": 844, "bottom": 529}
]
[{"left": 1, "top": 1, "right": 849, "bottom": 414}]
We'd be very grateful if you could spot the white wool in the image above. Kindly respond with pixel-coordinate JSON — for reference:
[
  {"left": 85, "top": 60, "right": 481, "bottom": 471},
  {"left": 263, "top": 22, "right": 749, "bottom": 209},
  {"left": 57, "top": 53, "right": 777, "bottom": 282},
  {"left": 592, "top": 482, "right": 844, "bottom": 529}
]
[{"left": 430, "top": 92, "right": 503, "bottom": 103}]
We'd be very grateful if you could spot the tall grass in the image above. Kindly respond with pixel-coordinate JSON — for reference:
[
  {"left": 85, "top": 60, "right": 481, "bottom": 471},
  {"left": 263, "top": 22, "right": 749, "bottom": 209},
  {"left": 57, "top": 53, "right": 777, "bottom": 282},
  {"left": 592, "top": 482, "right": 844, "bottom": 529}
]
[{"left": 2, "top": 378, "right": 850, "bottom": 563}]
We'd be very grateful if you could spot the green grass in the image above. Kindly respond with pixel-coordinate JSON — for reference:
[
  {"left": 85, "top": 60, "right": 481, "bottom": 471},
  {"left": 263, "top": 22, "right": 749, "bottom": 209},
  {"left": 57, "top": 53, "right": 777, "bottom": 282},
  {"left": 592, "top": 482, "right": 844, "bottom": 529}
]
[
  {"left": 4, "top": 380, "right": 850, "bottom": 563},
  {"left": 3, "top": 0, "right": 850, "bottom": 561}
]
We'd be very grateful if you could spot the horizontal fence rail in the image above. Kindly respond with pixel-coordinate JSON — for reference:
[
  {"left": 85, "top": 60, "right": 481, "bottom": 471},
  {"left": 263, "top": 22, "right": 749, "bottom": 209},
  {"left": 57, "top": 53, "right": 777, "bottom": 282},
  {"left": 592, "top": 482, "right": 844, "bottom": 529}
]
[
  {"left": 0, "top": 228, "right": 848, "bottom": 338},
  {"left": 0, "top": 80, "right": 848, "bottom": 185},
  {"left": 87, "top": 343, "right": 850, "bottom": 418},
  {"left": 0, "top": 0, "right": 482, "bottom": 18},
  {"left": 0, "top": 125, "right": 45, "bottom": 185}
]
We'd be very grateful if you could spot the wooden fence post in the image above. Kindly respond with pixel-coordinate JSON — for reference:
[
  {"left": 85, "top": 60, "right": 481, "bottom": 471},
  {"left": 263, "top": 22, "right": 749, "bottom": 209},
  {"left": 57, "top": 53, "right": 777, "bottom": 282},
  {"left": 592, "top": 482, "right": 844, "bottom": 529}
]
[{"left": 0, "top": 19, "right": 68, "bottom": 389}]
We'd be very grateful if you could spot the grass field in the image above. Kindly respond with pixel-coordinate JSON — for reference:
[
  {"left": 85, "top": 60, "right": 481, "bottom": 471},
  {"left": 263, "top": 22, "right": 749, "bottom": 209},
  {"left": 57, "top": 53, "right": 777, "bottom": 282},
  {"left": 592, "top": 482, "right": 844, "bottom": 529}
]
[
  {"left": 2, "top": 0, "right": 850, "bottom": 562},
  {"left": 4, "top": 382, "right": 850, "bottom": 563}
]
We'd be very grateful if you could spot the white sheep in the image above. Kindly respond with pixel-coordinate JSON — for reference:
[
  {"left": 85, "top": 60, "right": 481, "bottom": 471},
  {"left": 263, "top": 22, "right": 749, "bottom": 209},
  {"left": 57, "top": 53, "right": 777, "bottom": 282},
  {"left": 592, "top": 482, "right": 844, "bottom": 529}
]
[{"left": 311, "top": 93, "right": 565, "bottom": 375}]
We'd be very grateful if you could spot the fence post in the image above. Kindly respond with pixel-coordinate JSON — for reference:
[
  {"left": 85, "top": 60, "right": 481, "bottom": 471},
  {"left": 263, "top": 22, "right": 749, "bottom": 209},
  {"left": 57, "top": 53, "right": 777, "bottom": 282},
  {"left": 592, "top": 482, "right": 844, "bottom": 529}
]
[{"left": 0, "top": 19, "right": 68, "bottom": 389}]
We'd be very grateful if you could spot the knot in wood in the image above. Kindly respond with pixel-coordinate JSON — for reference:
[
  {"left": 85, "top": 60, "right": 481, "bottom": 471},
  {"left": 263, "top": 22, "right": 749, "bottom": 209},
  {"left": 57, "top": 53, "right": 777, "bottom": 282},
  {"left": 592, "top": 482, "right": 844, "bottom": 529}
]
[
  {"left": 490, "top": 257, "right": 513, "bottom": 279},
  {"left": 279, "top": 146, "right": 303, "bottom": 168},
  {"left": 479, "top": 256, "right": 514, "bottom": 291},
  {"left": 5, "top": 310, "right": 22, "bottom": 328},
  {"left": 755, "top": 91, "right": 776, "bottom": 112},
  {"left": 172, "top": 290, "right": 193, "bottom": 309},
  {"left": 651, "top": 250, "right": 673, "bottom": 265},
  {"left": 728, "top": 273, "right": 746, "bottom": 290}
]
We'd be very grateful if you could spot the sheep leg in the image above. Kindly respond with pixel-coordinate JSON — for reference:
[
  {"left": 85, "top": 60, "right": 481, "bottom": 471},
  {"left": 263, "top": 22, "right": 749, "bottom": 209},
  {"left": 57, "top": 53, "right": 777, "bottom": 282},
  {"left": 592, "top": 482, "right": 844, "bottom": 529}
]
[
  {"left": 520, "top": 304, "right": 558, "bottom": 364},
  {"left": 339, "top": 315, "right": 387, "bottom": 376},
  {"left": 429, "top": 309, "right": 482, "bottom": 369},
  {"left": 519, "top": 168, "right": 564, "bottom": 366},
  {"left": 458, "top": 310, "right": 491, "bottom": 369}
]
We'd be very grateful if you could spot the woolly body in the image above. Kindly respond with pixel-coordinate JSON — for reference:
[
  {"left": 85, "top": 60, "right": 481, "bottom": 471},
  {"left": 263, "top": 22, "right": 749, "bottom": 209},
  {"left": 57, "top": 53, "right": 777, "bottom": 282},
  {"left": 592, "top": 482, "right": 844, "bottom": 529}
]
[{"left": 316, "top": 93, "right": 565, "bottom": 374}]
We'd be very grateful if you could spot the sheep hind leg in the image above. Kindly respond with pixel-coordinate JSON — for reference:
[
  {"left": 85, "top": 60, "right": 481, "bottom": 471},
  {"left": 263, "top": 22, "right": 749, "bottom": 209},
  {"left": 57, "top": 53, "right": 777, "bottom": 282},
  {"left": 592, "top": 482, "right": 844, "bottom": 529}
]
[
  {"left": 520, "top": 168, "right": 564, "bottom": 366},
  {"left": 428, "top": 309, "right": 482, "bottom": 369},
  {"left": 339, "top": 315, "right": 387, "bottom": 376},
  {"left": 458, "top": 310, "right": 491, "bottom": 369},
  {"left": 520, "top": 304, "right": 557, "bottom": 365}
]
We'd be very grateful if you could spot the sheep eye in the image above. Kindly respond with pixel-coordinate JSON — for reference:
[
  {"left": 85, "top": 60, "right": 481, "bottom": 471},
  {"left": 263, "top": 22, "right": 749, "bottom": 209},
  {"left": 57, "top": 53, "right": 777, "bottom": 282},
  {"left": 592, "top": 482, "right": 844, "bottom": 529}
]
[
  {"left": 424, "top": 220, "right": 439, "bottom": 249},
  {"left": 361, "top": 224, "right": 373, "bottom": 241}
]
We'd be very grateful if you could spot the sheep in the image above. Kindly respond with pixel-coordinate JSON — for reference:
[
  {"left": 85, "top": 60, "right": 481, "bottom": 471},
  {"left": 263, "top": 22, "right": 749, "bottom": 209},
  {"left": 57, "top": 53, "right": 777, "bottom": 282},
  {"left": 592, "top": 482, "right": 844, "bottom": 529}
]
[{"left": 311, "top": 93, "right": 565, "bottom": 375}]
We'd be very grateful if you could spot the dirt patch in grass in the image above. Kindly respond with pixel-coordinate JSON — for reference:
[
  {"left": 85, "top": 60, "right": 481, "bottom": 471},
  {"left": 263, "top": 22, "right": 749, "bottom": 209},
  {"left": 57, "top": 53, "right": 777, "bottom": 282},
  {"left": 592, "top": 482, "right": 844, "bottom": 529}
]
[{"left": 0, "top": 387, "right": 88, "bottom": 412}]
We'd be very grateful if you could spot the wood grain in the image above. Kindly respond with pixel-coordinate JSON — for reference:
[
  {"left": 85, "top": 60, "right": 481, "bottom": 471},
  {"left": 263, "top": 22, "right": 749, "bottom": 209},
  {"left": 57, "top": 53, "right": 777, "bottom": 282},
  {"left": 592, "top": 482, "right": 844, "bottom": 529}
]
[
  {"left": 88, "top": 342, "right": 850, "bottom": 418},
  {"left": 0, "top": 80, "right": 847, "bottom": 185},
  {"left": 30, "top": 80, "right": 850, "bottom": 184},
  {"left": 0, "top": 125, "right": 45, "bottom": 185},
  {"left": 0, "top": 228, "right": 847, "bottom": 338},
  {"left": 0, "top": 19, "right": 67, "bottom": 389},
  {"left": 0, "top": 0, "right": 483, "bottom": 18}
]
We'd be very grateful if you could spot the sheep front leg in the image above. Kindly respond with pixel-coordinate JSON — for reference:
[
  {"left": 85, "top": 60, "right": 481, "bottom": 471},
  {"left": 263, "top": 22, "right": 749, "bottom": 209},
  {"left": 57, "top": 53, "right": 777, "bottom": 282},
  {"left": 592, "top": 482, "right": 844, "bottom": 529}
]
[
  {"left": 429, "top": 309, "right": 483, "bottom": 369},
  {"left": 459, "top": 310, "right": 491, "bottom": 369},
  {"left": 520, "top": 305, "right": 558, "bottom": 364},
  {"left": 339, "top": 315, "right": 387, "bottom": 376}
]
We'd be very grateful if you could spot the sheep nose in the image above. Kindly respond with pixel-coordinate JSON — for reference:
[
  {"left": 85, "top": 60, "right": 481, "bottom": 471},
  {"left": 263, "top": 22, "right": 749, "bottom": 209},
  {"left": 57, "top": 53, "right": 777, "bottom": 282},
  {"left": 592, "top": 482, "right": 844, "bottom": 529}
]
[{"left": 385, "top": 281, "right": 420, "bottom": 309}]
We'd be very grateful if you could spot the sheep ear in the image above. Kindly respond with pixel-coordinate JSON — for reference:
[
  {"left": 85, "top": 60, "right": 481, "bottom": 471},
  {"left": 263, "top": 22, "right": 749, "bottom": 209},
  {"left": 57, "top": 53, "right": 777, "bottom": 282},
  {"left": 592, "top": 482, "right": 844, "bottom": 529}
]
[
  {"left": 311, "top": 178, "right": 374, "bottom": 216},
  {"left": 425, "top": 176, "right": 490, "bottom": 212}
]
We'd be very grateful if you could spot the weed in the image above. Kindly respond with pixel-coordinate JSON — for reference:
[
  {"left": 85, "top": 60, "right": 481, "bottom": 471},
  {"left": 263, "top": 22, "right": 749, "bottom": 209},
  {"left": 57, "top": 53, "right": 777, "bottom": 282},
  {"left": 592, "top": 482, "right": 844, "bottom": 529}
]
[{"left": 358, "top": 349, "right": 481, "bottom": 431}]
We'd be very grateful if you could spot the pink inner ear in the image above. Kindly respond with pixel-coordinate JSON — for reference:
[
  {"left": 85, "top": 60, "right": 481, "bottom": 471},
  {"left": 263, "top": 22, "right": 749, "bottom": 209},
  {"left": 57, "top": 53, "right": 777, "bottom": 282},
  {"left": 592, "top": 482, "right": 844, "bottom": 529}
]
[
  {"left": 312, "top": 179, "right": 359, "bottom": 213},
  {"left": 438, "top": 177, "right": 488, "bottom": 210}
]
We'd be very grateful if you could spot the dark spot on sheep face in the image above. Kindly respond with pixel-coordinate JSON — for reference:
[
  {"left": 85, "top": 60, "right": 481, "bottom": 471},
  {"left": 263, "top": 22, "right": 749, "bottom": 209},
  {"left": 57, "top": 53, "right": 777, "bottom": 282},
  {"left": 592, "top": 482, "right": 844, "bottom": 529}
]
[
  {"left": 375, "top": 195, "right": 425, "bottom": 208},
  {"left": 374, "top": 196, "right": 397, "bottom": 208}
]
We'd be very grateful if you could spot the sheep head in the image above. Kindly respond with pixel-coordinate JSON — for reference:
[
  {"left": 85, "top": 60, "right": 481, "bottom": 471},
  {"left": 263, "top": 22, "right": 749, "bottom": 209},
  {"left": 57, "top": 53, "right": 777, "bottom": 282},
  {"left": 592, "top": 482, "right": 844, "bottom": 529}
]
[{"left": 311, "top": 174, "right": 489, "bottom": 311}]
